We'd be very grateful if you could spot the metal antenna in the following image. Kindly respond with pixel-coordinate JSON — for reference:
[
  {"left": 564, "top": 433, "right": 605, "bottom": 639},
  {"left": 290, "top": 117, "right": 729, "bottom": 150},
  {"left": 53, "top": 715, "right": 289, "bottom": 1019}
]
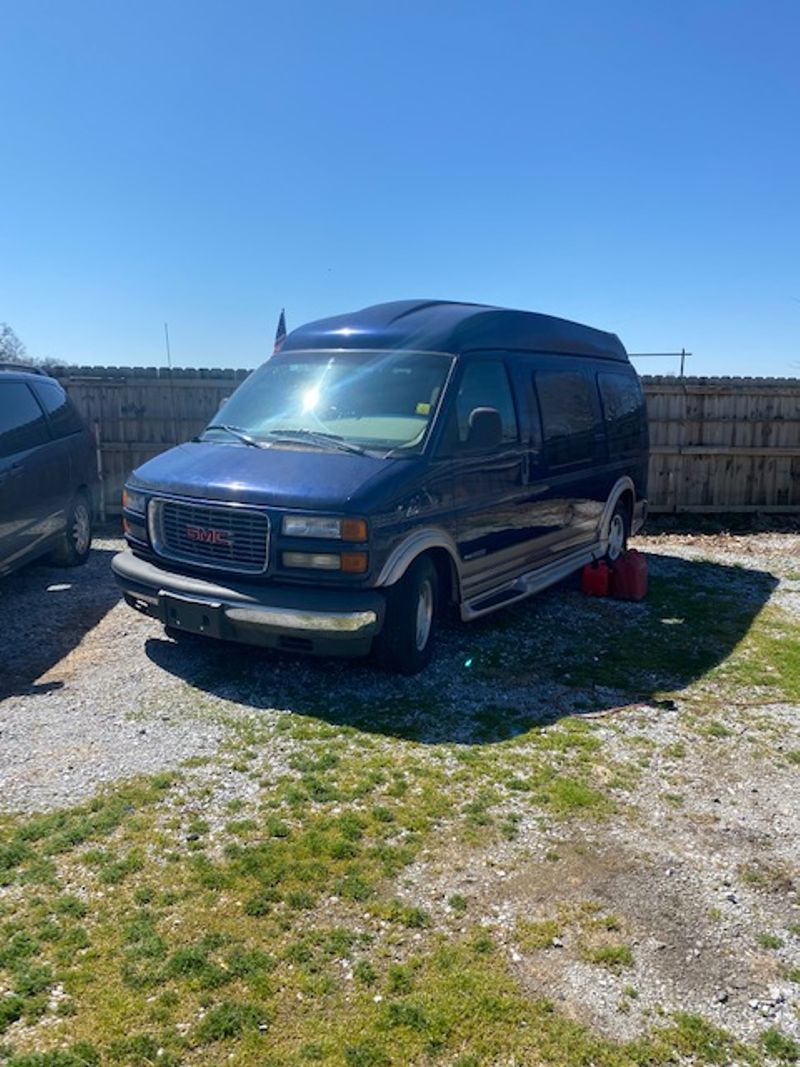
[
  {"left": 164, "top": 322, "right": 173, "bottom": 370},
  {"left": 629, "top": 351, "right": 692, "bottom": 377}
]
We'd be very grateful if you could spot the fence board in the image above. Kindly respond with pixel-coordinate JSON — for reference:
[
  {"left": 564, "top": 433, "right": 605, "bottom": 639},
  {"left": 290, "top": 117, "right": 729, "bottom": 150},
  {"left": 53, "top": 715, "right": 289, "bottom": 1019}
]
[{"left": 54, "top": 368, "right": 800, "bottom": 516}]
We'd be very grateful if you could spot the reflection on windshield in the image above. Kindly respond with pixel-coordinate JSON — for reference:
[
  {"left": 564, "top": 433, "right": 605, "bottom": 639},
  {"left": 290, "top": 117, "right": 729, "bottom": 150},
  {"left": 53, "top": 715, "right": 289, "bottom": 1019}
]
[{"left": 201, "top": 350, "right": 453, "bottom": 454}]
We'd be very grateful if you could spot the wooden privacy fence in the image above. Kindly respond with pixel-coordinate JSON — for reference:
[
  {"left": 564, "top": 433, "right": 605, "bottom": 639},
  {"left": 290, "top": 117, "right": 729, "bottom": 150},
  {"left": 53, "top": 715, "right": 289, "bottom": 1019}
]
[
  {"left": 645, "top": 376, "right": 800, "bottom": 513},
  {"left": 54, "top": 367, "right": 800, "bottom": 516}
]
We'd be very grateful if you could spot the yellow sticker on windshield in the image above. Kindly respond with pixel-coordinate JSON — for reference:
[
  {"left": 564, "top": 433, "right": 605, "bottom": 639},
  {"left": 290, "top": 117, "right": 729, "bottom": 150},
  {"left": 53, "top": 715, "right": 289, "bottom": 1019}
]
[{"left": 416, "top": 402, "right": 431, "bottom": 415}]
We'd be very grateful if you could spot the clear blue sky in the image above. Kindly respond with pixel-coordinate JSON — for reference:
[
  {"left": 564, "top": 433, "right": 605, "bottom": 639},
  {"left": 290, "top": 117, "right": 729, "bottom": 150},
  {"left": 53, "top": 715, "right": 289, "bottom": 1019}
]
[{"left": 2, "top": 0, "right": 798, "bottom": 377}]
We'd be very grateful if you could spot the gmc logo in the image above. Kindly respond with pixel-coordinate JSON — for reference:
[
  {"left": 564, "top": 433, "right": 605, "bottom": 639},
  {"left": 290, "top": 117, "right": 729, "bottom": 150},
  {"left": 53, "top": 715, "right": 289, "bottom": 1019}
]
[{"left": 185, "top": 525, "right": 232, "bottom": 546}]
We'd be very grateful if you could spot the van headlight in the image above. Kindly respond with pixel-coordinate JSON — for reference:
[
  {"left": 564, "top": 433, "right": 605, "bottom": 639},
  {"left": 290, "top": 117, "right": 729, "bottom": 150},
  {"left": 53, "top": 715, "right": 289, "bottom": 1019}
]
[
  {"left": 281, "top": 515, "right": 368, "bottom": 541},
  {"left": 122, "top": 487, "right": 147, "bottom": 514}
]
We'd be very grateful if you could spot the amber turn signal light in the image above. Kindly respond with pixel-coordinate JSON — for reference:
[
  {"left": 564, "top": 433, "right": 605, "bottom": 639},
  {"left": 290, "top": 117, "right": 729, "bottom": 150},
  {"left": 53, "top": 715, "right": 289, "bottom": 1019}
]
[
  {"left": 341, "top": 518, "right": 368, "bottom": 542},
  {"left": 341, "top": 551, "right": 368, "bottom": 574}
]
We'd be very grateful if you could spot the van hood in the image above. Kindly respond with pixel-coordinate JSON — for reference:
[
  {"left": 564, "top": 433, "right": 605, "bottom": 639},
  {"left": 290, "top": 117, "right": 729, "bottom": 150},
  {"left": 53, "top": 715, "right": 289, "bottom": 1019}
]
[{"left": 129, "top": 440, "right": 405, "bottom": 511}]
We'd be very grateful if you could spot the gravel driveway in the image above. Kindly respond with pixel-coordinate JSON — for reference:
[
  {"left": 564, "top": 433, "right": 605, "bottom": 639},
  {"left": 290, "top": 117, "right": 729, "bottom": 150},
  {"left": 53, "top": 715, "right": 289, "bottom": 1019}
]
[
  {"left": 0, "top": 537, "right": 224, "bottom": 811},
  {"left": 0, "top": 528, "right": 798, "bottom": 1063},
  {"left": 2, "top": 530, "right": 796, "bottom": 816}
]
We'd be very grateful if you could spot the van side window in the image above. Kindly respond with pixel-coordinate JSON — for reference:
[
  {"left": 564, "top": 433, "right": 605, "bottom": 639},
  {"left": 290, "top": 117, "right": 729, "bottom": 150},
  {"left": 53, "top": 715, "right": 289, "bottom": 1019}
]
[
  {"left": 451, "top": 361, "right": 518, "bottom": 449},
  {"left": 598, "top": 372, "right": 643, "bottom": 457},
  {"left": 534, "top": 371, "right": 595, "bottom": 467},
  {"left": 0, "top": 383, "right": 49, "bottom": 459},
  {"left": 34, "top": 381, "right": 85, "bottom": 438}
]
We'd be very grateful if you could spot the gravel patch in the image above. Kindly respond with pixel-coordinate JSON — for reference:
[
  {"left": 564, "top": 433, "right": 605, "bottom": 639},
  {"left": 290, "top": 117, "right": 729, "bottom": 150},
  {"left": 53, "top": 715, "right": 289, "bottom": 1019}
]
[
  {"left": 0, "top": 538, "right": 225, "bottom": 811},
  {"left": 1, "top": 529, "right": 798, "bottom": 1052}
]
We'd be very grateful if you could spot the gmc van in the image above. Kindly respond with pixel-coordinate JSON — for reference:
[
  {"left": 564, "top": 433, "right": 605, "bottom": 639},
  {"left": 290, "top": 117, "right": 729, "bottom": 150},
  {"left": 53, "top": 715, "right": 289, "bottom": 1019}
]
[{"left": 112, "top": 300, "right": 648, "bottom": 673}]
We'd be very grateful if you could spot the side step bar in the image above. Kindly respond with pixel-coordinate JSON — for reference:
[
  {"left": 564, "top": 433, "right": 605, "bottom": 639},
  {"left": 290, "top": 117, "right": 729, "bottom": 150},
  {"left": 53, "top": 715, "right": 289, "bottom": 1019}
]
[{"left": 461, "top": 542, "right": 603, "bottom": 621}]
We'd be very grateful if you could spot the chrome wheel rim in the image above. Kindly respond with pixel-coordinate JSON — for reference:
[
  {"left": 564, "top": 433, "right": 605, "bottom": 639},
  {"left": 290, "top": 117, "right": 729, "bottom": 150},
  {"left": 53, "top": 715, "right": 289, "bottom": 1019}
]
[
  {"left": 72, "top": 503, "right": 91, "bottom": 555},
  {"left": 415, "top": 579, "right": 434, "bottom": 651},
  {"left": 608, "top": 513, "right": 625, "bottom": 561}
]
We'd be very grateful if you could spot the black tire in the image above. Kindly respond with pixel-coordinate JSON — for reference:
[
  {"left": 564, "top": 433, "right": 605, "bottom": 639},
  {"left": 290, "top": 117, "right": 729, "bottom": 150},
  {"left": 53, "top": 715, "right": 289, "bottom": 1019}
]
[
  {"left": 605, "top": 499, "right": 630, "bottom": 563},
  {"left": 50, "top": 491, "right": 92, "bottom": 567},
  {"left": 373, "top": 556, "right": 438, "bottom": 675}
]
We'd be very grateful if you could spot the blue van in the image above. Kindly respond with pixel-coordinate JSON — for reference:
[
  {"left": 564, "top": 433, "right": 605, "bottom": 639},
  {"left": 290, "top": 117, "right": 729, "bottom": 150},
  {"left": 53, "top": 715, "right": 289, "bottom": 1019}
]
[{"left": 112, "top": 301, "right": 648, "bottom": 673}]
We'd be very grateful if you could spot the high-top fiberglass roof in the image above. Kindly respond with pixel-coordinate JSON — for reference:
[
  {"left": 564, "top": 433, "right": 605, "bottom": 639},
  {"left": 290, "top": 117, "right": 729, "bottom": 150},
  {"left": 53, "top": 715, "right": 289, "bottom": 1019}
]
[{"left": 281, "top": 300, "right": 628, "bottom": 362}]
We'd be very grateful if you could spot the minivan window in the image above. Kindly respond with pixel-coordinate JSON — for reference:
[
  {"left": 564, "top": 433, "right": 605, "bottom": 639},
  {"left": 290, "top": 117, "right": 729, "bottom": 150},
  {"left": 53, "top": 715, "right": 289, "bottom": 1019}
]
[
  {"left": 34, "top": 380, "right": 85, "bottom": 438},
  {"left": 598, "top": 372, "right": 643, "bottom": 458},
  {"left": 0, "top": 382, "right": 49, "bottom": 459},
  {"left": 451, "top": 361, "right": 518, "bottom": 448},
  {"left": 535, "top": 370, "right": 595, "bottom": 467},
  {"left": 201, "top": 350, "right": 453, "bottom": 454}
]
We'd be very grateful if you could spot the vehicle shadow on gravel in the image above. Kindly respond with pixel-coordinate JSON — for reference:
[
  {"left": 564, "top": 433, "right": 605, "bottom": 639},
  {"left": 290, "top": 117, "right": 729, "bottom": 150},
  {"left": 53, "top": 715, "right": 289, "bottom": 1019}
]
[
  {"left": 144, "top": 552, "right": 779, "bottom": 744},
  {"left": 0, "top": 547, "right": 121, "bottom": 700}
]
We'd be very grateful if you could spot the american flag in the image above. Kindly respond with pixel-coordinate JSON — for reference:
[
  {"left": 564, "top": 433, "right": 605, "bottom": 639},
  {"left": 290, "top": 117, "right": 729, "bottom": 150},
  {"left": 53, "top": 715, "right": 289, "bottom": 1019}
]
[{"left": 273, "top": 308, "right": 287, "bottom": 352}]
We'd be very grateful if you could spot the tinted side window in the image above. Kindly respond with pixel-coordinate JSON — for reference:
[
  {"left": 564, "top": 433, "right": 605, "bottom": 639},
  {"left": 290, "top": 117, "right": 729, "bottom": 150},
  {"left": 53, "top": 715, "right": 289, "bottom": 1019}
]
[
  {"left": 598, "top": 372, "right": 643, "bottom": 458},
  {"left": 535, "top": 370, "right": 596, "bottom": 467},
  {"left": 451, "top": 361, "right": 518, "bottom": 448},
  {"left": 0, "top": 383, "right": 49, "bottom": 459},
  {"left": 34, "top": 380, "right": 85, "bottom": 438}
]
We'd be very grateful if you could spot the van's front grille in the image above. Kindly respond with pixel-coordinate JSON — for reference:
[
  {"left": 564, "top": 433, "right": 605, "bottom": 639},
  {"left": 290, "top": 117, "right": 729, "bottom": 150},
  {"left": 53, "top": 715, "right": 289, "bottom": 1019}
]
[{"left": 150, "top": 499, "right": 270, "bottom": 574}]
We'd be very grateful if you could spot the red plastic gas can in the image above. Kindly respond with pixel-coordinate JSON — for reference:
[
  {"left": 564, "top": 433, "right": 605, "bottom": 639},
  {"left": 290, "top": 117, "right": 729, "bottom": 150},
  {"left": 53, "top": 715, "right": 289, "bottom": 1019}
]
[
  {"left": 610, "top": 549, "right": 648, "bottom": 601},
  {"left": 581, "top": 559, "right": 611, "bottom": 597}
]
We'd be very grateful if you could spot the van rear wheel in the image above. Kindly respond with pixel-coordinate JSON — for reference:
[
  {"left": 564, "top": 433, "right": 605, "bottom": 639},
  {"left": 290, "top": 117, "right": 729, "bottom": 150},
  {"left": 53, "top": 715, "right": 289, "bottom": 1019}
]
[
  {"left": 606, "top": 501, "right": 630, "bottom": 562},
  {"left": 373, "top": 556, "right": 438, "bottom": 675}
]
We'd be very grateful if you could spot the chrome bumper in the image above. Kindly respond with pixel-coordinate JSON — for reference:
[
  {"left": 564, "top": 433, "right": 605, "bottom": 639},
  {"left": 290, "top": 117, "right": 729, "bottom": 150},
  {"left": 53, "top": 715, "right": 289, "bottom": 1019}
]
[{"left": 217, "top": 603, "right": 376, "bottom": 634}]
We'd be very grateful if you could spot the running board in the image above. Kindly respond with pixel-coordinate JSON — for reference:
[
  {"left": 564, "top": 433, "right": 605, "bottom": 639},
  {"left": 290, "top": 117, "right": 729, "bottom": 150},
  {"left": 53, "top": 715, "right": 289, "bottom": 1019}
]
[{"left": 461, "top": 542, "right": 603, "bottom": 621}]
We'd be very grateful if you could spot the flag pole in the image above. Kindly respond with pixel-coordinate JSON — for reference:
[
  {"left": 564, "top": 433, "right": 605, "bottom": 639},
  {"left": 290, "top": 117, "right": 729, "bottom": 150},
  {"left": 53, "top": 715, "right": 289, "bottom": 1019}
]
[{"left": 274, "top": 308, "right": 287, "bottom": 352}]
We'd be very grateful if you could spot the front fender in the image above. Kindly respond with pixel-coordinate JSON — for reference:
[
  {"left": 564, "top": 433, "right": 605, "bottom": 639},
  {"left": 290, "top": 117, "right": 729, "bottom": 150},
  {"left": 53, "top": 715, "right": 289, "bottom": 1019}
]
[{"left": 375, "top": 527, "right": 462, "bottom": 592}]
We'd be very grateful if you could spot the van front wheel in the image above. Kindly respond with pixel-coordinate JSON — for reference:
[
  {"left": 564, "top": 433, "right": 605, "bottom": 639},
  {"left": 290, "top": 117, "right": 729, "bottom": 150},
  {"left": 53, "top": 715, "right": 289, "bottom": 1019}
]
[{"left": 374, "top": 556, "right": 438, "bottom": 674}]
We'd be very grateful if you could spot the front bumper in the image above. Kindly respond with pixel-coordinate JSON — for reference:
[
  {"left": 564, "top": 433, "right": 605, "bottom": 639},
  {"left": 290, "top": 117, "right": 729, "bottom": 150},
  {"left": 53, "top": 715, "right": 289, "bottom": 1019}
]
[{"left": 111, "top": 551, "right": 384, "bottom": 657}]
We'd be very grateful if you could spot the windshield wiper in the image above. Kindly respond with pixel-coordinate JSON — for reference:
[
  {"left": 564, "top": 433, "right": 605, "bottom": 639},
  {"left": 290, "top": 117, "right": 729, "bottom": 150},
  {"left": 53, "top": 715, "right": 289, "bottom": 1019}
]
[
  {"left": 265, "top": 428, "right": 368, "bottom": 456},
  {"left": 203, "top": 424, "right": 266, "bottom": 449}
]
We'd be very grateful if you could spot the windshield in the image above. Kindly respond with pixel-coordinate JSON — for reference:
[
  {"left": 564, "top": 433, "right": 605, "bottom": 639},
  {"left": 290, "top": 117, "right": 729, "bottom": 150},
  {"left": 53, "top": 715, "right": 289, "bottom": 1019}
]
[{"left": 201, "top": 349, "right": 454, "bottom": 455}]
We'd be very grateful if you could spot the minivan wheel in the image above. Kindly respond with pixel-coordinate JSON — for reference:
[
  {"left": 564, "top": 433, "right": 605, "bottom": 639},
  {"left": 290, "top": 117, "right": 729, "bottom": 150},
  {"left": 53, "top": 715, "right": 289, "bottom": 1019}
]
[
  {"left": 373, "top": 556, "right": 438, "bottom": 675},
  {"left": 50, "top": 491, "right": 93, "bottom": 567},
  {"left": 606, "top": 501, "right": 630, "bottom": 563}
]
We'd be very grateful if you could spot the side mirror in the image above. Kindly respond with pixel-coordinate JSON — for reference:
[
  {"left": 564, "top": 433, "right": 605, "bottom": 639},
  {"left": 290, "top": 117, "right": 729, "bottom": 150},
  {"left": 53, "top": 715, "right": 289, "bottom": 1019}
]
[{"left": 466, "top": 406, "right": 502, "bottom": 450}]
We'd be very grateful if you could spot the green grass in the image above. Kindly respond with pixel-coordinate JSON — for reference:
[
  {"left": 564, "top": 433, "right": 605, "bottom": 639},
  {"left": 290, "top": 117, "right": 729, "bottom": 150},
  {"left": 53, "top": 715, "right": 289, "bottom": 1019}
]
[
  {"left": 582, "top": 943, "right": 634, "bottom": 971},
  {"left": 474, "top": 568, "right": 773, "bottom": 695},
  {"left": 447, "top": 893, "right": 467, "bottom": 915},
  {"left": 757, "top": 932, "right": 784, "bottom": 950},
  {"left": 0, "top": 746, "right": 753, "bottom": 1066},
  {"left": 714, "top": 607, "right": 800, "bottom": 702},
  {"left": 702, "top": 721, "right": 733, "bottom": 739},
  {"left": 762, "top": 1028, "right": 800, "bottom": 1063},
  {"left": 516, "top": 918, "right": 562, "bottom": 950}
]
